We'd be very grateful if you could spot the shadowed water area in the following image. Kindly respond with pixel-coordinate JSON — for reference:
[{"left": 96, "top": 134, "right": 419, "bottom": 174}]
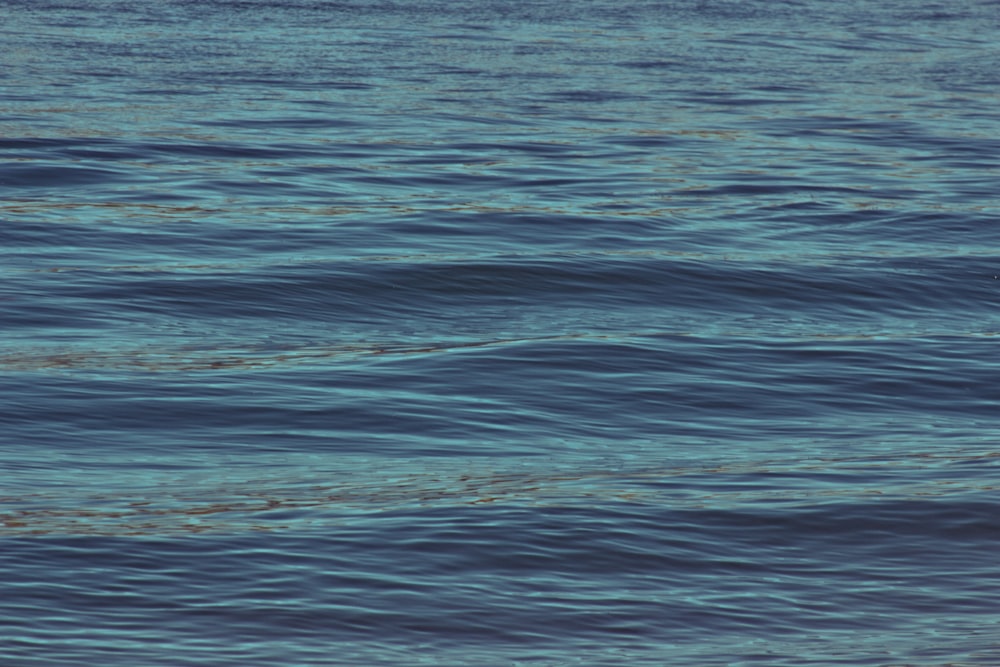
[{"left": 2, "top": 0, "right": 1000, "bottom": 665}]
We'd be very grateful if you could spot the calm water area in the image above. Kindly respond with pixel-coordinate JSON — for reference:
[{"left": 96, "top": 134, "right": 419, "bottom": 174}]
[{"left": 2, "top": 0, "right": 1000, "bottom": 664}]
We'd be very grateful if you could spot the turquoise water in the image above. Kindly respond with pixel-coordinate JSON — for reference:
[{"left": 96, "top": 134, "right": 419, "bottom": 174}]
[{"left": 2, "top": 0, "right": 1000, "bottom": 664}]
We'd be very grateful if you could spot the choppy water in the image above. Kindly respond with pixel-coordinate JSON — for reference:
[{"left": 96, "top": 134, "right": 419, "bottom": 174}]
[{"left": 3, "top": 0, "right": 1000, "bottom": 664}]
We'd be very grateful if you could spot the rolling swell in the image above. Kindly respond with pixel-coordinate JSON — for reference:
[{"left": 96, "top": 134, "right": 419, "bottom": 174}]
[
  {"left": 3, "top": 499, "right": 999, "bottom": 665},
  {"left": 2, "top": 0, "right": 1000, "bottom": 665}
]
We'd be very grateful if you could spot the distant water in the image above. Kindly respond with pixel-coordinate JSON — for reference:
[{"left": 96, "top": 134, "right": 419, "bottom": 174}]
[{"left": 3, "top": 0, "right": 1000, "bottom": 664}]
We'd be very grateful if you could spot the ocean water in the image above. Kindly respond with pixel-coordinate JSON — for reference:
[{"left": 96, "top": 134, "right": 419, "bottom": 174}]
[{"left": 2, "top": 0, "right": 1000, "bottom": 664}]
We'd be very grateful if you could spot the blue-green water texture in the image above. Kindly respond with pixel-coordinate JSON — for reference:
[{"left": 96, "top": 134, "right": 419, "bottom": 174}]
[{"left": 3, "top": 0, "right": 1000, "bottom": 665}]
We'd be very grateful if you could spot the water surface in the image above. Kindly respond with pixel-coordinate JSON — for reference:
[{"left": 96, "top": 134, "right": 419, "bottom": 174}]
[{"left": 2, "top": 0, "right": 1000, "bottom": 664}]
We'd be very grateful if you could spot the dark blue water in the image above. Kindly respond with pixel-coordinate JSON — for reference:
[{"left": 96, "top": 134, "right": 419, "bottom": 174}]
[{"left": 3, "top": 0, "right": 1000, "bottom": 664}]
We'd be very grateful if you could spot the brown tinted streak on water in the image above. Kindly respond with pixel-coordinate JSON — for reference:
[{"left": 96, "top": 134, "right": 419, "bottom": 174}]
[
  {"left": 3, "top": 451, "right": 997, "bottom": 536},
  {"left": 0, "top": 335, "right": 574, "bottom": 372},
  {"left": 4, "top": 329, "right": 999, "bottom": 373},
  {"left": 0, "top": 468, "right": 643, "bottom": 536}
]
